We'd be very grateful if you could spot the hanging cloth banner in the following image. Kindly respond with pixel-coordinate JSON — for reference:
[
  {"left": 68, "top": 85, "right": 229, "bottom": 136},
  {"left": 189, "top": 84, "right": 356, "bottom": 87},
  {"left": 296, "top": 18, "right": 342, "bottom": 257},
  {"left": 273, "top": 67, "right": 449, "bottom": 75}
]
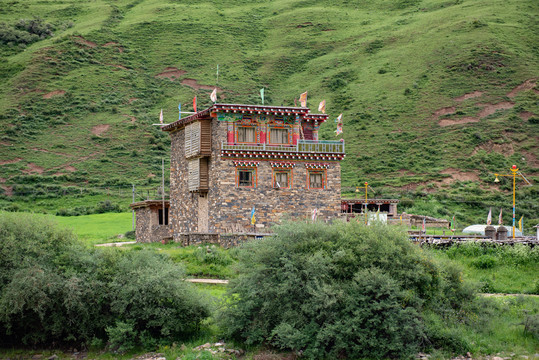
[
  {"left": 312, "top": 208, "right": 317, "bottom": 222},
  {"left": 260, "top": 88, "right": 265, "bottom": 105},
  {"left": 159, "top": 109, "right": 163, "bottom": 124},
  {"left": 450, "top": 215, "right": 456, "bottom": 232},
  {"left": 486, "top": 207, "right": 492, "bottom": 225},
  {"left": 210, "top": 88, "right": 217, "bottom": 103},
  {"left": 178, "top": 103, "right": 181, "bottom": 120},
  {"left": 335, "top": 113, "right": 343, "bottom": 123},
  {"left": 335, "top": 122, "right": 343, "bottom": 135},
  {"left": 299, "top": 91, "right": 307, "bottom": 107},
  {"left": 318, "top": 100, "right": 326, "bottom": 114},
  {"left": 193, "top": 96, "right": 197, "bottom": 112},
  {"left": 251, "top": 206, "right": 256, "bottom": 225},
  {"left": 498, "top": 208, "right": 503, "bottom": 225},
  {"left": 519, "top": 216, "right": 523, "bottom": 232}
]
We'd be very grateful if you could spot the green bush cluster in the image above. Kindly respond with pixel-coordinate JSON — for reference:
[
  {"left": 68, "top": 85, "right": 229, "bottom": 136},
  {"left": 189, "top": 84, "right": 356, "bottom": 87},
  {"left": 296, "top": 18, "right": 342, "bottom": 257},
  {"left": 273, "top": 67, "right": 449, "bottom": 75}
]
[
  {"left": 0, "top": 212, "right": 210, "bottom": 350},
  {"left": 56, "top": 200, "right": 123, "bottom": 216},
  {"left": 446, "top": 242, "right": 539, "bottom": 267},
  {"left": 219, "top": 221, "right": 475, "bottom": 359},
  {"left": 0, "top": 17, "right": 54, "bottom": 46}
]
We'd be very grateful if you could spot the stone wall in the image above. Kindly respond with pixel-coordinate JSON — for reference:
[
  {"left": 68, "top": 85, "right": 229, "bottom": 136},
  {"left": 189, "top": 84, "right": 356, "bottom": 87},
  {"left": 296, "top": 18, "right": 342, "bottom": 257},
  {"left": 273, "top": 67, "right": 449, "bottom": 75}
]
[{"left": 133, "top": 205, "right": 172, "bottom": 243}]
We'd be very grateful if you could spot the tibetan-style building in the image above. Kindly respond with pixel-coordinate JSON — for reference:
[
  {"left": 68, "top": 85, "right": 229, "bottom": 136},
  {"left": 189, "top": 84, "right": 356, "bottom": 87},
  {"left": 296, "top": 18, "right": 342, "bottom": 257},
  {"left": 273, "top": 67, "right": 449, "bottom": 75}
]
[{"left": 161, "top": 103, "right": 345, "bottom": 241}]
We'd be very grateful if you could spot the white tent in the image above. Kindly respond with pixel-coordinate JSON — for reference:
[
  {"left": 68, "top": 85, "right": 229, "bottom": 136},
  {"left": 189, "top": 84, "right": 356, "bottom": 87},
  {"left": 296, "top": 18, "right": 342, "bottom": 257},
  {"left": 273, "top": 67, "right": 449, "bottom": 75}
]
[{"left": 462, "top": 224, "right": 522, "bottom": 237}]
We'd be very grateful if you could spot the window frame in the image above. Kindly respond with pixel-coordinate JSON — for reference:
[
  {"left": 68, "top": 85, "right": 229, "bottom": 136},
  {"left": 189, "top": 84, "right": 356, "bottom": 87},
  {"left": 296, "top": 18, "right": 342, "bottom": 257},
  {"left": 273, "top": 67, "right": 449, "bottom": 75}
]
[
  {"left": 236, "top": 125, "right": 257, "bottom": 144},
  {"left": 272, "top": 169, "right": 292, "bottom": 189},
  {"left": 307, "top": 169, "right": 326, "bottom": 189},
  {"left": 268, "top": 126, "right": 291, "bottom": 145},
  {"left": 236, "top": 167, "right": 257, "bottom": 188}
]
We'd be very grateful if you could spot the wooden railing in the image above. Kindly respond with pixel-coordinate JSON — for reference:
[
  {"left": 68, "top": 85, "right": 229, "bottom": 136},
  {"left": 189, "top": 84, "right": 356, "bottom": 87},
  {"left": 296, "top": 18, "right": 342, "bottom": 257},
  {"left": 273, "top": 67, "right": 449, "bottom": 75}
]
[{"left": 221, "top": 140, "right": 345, "bottom": 154}]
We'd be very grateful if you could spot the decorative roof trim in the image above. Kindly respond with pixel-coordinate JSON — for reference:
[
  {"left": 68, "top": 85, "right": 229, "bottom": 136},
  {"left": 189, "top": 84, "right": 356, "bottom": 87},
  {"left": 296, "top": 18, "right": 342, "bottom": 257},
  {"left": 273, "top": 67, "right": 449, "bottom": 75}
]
[
  {"left": 305, "top": 163, "right": 331, "bottom": 169},
  {"left": 233, "top": 160, "right": 260, "bottom": 167},
  {"left": 270, "top": 161, "right": 296, "bottom": 168},
  {"left": 222, "top": 150, "right": 345, "bottom": 161}
]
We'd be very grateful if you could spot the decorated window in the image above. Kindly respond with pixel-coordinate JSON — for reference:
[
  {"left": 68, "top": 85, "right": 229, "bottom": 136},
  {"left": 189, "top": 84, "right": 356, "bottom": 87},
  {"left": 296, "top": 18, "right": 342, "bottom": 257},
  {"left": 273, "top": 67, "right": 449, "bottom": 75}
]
[
  {"left": 271, "top": 162, "right": 295, "bottom": 189},
  {"left": 234, "top": 161, "right": 259, "bottom": 188},
  {"left": 306, "top": 163, "right": 329, "bottom": 189},
  {"left": 308, "top": 171, "right": 325, "bottom": 189},
  {"left": 237, "top": 126, "right": 256, "bottom": 143},
  {"left": 269, "top": 127, "right": 290, "bottom": 145}
]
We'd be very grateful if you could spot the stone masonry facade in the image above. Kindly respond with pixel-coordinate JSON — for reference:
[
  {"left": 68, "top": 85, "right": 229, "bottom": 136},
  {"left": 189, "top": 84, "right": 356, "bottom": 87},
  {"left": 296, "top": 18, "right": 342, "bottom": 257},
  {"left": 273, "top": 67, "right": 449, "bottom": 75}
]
[{"left": 130, "top": 201, "right": 171, "bottom": 243}]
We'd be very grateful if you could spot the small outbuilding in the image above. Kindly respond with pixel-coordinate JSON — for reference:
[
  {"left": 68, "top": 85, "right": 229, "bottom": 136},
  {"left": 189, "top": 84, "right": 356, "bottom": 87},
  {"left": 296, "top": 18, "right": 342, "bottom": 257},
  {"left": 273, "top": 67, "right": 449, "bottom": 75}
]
[{"left": 130, "top": 200, "right": 171, "bottom": 243}]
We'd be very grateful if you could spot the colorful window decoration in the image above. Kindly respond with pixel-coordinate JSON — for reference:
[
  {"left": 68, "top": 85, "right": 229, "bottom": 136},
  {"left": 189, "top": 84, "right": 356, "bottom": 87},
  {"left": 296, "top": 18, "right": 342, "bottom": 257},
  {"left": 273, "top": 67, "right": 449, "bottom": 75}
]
[
  {"left": 237, "top": 126, "right": 256, "bottom": 143},
  {"left": 269, "top": 126, "right": 291, "bottom": 145},
  {"left": 305, "top": 163, "right": 329, "bottom": 189},
  {"left": 234, "top": 161, "right": 259, "bottom": 188}
]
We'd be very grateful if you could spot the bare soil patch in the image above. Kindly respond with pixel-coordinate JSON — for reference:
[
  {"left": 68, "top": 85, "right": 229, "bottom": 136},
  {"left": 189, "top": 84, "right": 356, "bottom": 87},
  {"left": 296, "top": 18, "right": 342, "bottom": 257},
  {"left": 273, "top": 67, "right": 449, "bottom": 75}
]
[
  {"left": 65, "top": 165, "right": 77, "bottom": 172},
  {"left": 24, "top": 163, "right": 45, "bottom": 174},
  {"left": 2, "top": 186, "right": 13, "bottom": 197},
  {"left": 91, "top": 124, "right": 110, "bottom": 135},
  {"left": 103, "top": 42, "right": 118, "bottom": 47},
  {"left": 438, "top": 117, "right": 479, "bottom": 127},
  {"left": 519, "top": 111, "right": 536, "bottom": 121},
  {"left": 181, "top": 78, "right": 222, "bottom": 91},
  {"left": 454, "top": 91, "right": 483, "bottom": 102},
  {"left": 521, "top": 150, "right": 539, "bottom": 167},
  {"left": 477, "top": 101, "right": 514, "bottom": 118},
  {"left": 73, "top": 35, "right": 97, "bottom": 48},
  {"left": 472, "top": 141, "right": 514, "bottom": 156},
  {"left": 507, "top": 78, "right": 537, "bottom": 98},
  {"left": 155, "top": 67, "right": 187, "bottom": 81},
  {"left": 0, "top": 141, "right": 12, "bottom": 146},
  {"left": 122, "top": 114, "right": 137, "bottom": 123},
  {"left": 128, "top": 98, "right": 138, "bottom": 104},
  {"left": 43, "top": 90, "right": 66, "bottom": 99},
  {"left": 432, "top": 106, "right": 455, "bottom": 118},
  {"left": 440, "top": 168, "right": 479, "bottom": 183},
  {"left": 0, "top": 158, "right": 22, "bottom": 165}
]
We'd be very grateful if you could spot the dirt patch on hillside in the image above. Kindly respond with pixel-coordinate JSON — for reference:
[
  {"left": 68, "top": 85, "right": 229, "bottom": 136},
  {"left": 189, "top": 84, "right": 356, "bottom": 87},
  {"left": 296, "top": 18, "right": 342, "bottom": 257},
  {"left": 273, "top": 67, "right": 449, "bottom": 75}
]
[
  {"left": 519, "top": 111, "right": 536, "bottom": 121},
  {"left": 91, "top": 124, "right": 110, "bottom": 135},
  {"left": 0, "top": 141, "right": 12, "bottom": 146},
  {"left": 521, "top": 150, "right": 539, "bottom": 167},
  {"left": 128, "top": 98, "right": 138, "bottom": 104},
  {"left": 472, "top": 141, "right": 514, "bottom": 156},
  {"left": 65, "top": 165, "right": 77, "bottom": 172},
  {"left": 454, "top": 91, "right": 483, "bottom": 101},
  {"left": 477, "top": 101, "right": 514, "bottom": 118},
  {"left": 43, "top": 90, "right": 66, "bottom": 99},
  {"left": 73, "top": 36, "right": 97, "bottom": 48},
  {"left": 155, "top": 67, "right": 187, "bottom": 81},
  {"left": 440, "top": 168, "right": 479, "bottom": 183},
  {"left": 0, "top": 158, "right": 22, "bottom": 165},
  {"left": 432, "top": 106, "right": 455, "bottom": 118},
  {"left": 103, "top": 42, "right": 118, "bottom": 47},
  {"left": 438, "top": 117, "right": 479, "bottom": 127},
  {"left": 2, "top": 186, "right": 13, "bottom": 197},
  {"left": 122, "top": 114, "right": 137, "bottom": 123},
  {"left": 24, "top": 163, "right": 45, "bottom": 174},
  {"left": 181, "top": 78, "right": 222, "bottom": 91},
  {"left": 507, "top": 78, "right": 537, "bottom": 98}
]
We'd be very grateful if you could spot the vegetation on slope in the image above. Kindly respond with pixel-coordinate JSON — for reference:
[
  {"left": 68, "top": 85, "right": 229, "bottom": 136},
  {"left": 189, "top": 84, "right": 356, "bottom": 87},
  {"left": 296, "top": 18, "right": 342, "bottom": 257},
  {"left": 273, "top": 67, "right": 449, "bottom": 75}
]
[{"left": 0, "top": 0, "right": 537, "bottom": 227}]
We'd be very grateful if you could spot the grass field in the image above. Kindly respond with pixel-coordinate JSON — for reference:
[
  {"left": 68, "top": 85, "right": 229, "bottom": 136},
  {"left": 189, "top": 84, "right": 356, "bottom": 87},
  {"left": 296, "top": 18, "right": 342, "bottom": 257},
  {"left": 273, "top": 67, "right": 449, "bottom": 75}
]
[{"left": 0, "top": 0, "right": 537, "bottom": 228}]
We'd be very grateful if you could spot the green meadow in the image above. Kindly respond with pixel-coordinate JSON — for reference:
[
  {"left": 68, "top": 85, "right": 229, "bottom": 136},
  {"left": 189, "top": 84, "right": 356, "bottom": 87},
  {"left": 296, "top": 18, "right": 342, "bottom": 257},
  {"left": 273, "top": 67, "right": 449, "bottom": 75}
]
[{"left": 0, "top": 0, "right": 537, "bottom": 228}]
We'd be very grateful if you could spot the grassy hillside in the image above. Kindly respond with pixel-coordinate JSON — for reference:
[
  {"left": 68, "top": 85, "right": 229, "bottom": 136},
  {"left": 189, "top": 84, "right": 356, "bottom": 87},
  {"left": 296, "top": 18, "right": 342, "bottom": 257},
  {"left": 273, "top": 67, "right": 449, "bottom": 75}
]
[{"left": 0, "top": 0, "right": 537, "bottom": 227}]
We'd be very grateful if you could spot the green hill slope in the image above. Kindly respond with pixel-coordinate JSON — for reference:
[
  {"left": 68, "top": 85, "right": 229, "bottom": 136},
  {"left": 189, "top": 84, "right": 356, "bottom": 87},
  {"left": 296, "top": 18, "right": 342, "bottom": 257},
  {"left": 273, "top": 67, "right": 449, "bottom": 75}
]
[{"left": 0, "top": 0, "right": 537, "bottom": 226}]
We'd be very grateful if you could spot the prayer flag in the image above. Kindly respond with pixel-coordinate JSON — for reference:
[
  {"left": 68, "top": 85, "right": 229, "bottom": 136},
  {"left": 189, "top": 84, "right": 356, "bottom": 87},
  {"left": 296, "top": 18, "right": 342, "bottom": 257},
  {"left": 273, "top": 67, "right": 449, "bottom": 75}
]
[
  {"left": 299, "top": 91, "right": 307, "bottom": 107},
  {"left": 251, "top": 206, "right": 256, "bottom": 225},
  {"left": 312, "top": 208, "right": 317, "bottom": 222},
  {"left": 193, "top": 96, "right": 197, "bottom": 112},
  {"left": 260, "top": 88, "right": 265, "bottom": 105},
  {"left": 210, "top": 88, "right": 217, "bottom": 103},
  {"left": 216, "top": 64, "right": 219, "bottom": 77},
  {"left": 450, "top": 215, "right": 455, "bottom": 232},
  {"left": 335, "top": 122, "right": 343, "bottom": 135},
  {"left": 400, "top": 214, "right": 403, "bottom": 225},
  {"left": 335, "top": 113, "right": 343, "bottom": 123},
  {"left": 159, "top": 109, "right": 163, "bottom": 124},
  {"left": 422, "top": 217, "right": 426, "bottom": 232},
  {"left": 519, "top": 216, "right": 523, "bottom": 232},
  {"left": 178, "top": 103, "right": 181, "bottom": 120},
  {"left": 486, "top": 207, "right": 492, "bottom": 225},
  {"left": 318, "top": 100, "right": 326, "bottom": 114},
  {"left": 498, "top": 208, "right": 503, "bottom": 225}
]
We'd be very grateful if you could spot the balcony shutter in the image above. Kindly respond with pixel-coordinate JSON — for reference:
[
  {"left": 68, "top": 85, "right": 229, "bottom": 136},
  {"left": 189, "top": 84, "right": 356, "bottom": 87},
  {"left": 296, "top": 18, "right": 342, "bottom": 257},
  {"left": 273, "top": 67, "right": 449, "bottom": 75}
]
[{"left": 188, "top": 159, "right": 200, "bottom": 192}]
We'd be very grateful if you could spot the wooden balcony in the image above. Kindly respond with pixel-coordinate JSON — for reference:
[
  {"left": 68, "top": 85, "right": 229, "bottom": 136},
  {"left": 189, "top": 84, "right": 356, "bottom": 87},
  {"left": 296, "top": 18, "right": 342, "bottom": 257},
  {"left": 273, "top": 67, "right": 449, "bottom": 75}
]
[{"left": 221, "top": 140, "right": 345, "bottom": 154}]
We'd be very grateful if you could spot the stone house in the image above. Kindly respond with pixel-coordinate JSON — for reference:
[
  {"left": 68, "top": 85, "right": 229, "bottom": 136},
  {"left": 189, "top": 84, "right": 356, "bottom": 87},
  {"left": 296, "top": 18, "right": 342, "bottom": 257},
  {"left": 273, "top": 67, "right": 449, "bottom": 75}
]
[
  {"left": 159, "top": 103, "right": 346, "bottom": 243},
  {"left": 130, "top": 200, "right": 171, "bottom": 243}
]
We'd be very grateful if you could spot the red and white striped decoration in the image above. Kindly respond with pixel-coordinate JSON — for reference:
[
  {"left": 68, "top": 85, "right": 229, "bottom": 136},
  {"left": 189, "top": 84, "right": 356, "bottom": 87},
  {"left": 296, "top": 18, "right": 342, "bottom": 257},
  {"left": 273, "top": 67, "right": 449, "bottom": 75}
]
[
  {"left": 233, "top": 160, "right": 260, "bottom": 167},
  {"left": 270, "top": 161, "right": 296, "bottom": 168},
  {"left": 305, "top": 163, "right": 330, "bottom": 169}
]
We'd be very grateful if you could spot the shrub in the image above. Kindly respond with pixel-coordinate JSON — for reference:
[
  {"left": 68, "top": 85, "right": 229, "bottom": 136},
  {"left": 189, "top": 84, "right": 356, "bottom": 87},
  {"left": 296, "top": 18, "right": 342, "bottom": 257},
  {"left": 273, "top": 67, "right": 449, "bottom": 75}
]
[
  {"left": 219, "top": 221, "right": 474, "bottom": 359},
  {"left": 0, "top": 212, "right": 210, "bottom": 348},
  {"left": 471, "top": 255, "right": 498, "bottom": 269}
]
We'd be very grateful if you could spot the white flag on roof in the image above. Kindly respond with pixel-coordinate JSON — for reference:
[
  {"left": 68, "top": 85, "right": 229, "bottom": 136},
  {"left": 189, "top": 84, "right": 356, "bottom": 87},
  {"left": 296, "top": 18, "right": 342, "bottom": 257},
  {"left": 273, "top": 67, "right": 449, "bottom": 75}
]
[
  {"left": 210, "top": 88, "right": 217, "bottom": 103},
  {"left": 159, "top": 109, "right": 163, "bottom": 124}
]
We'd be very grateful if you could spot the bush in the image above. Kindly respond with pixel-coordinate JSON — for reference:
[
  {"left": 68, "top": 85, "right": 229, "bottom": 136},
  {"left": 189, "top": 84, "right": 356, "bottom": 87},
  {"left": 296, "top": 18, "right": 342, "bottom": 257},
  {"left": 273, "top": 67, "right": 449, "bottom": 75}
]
[
  {"left": 0, "top": 212, "right": 210, "bottom": 348},
  {"left": 471, "top": 255, "right": 498, "bottom": 269},
  {"left": 219, "top": 221, "right": 474, "bottom": 359}
]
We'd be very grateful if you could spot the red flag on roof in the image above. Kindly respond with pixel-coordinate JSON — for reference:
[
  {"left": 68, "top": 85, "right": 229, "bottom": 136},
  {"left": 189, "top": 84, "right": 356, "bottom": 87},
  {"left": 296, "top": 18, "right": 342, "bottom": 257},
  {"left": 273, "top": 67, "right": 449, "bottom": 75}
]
[{"left": 193, "top": 96, "right": 197, "bottom": 112}]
